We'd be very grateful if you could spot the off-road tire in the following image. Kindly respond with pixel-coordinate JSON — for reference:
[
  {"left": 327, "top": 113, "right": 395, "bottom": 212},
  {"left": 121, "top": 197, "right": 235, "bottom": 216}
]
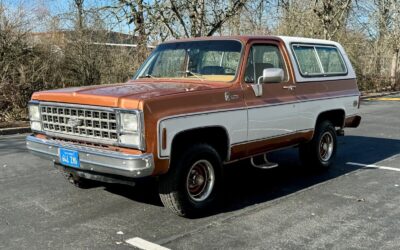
[
  {"left": 158, "top": 144, "right": 222, "bottom": 217},
  {"left": 299, "top": 120, "right": 337, "bottom": 170}
]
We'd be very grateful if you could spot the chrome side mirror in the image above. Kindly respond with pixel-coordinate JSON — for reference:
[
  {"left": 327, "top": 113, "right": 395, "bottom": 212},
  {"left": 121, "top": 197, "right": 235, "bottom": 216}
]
[
  {"left": 251, "top": 68, "right": 284, "bottom": 97},
  {"left": 258, "top": 68, "right": 284, "bottom": 84}
]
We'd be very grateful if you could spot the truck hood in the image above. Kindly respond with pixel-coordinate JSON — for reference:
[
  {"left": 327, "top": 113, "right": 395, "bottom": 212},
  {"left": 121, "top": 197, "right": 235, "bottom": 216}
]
[{"left": 32, "top": 80, "right": 226, "bottom": 109}]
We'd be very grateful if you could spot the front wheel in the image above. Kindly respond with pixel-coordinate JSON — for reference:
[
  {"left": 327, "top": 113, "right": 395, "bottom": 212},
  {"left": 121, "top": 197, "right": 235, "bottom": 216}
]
[
  {"left": 299, "top": 120, "right": 337, "bottom": 170},
  {"left": 158, "top": 144, "right": 222, "bottom": 217}
]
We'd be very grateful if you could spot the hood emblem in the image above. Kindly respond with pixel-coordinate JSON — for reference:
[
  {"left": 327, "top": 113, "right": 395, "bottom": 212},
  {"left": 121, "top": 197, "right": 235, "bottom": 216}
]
[{"left": 67, "top": 117, "right": 83, "bottom": 128}]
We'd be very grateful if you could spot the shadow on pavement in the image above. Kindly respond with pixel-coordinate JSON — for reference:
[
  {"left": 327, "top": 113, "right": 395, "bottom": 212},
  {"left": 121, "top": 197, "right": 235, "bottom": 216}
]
[
  {"left": 0, "top": 136, "right": 28, "bottom": 156},
  {"left": 94, "top": 135, "right": 400, "bottom": 215}
]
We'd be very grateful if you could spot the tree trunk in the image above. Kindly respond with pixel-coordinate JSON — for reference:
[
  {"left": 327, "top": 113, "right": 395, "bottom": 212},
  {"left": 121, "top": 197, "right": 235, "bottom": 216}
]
[
  {"left": 390, "top": 48, "right": 399, "bottom": 90},
  {"left": 126, "top": 0, "right": 147, "bottom": 63},
  {"left": 376, "top": 0, "right": 390, "bottom": 77},
  {"left": 74, "top": 0, "right": 85, "bottom": 31}
]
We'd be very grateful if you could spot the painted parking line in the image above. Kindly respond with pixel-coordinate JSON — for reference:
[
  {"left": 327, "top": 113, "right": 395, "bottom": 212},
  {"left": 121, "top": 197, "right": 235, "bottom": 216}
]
[
  {"left": 126, "top": 237, "right": 170, "bottom": 250},
  {"left": 347, "top": 162, "right": 400, "bottom": 172},
  {"left": 366, "top": 97, "right": 400, "bottom": 101}
]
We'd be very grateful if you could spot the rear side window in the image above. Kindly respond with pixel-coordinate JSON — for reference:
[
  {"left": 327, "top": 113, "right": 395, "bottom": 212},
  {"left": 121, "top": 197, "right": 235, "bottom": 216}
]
[
  {"left": 315, "top": 47, "right": 346, "bottom": 74},
  {"left": 292, "top": 44, "right": 347, "bottom": 77}
]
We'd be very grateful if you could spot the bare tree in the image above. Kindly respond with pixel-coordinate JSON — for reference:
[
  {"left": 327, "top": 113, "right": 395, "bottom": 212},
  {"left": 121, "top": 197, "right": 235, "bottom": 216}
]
[
  {"left": 74, "top": 0, "right": 85, "bottom": 31},
  {"left": 100, "top": 0, "right": 151, "bottom": 62},
  {"left": 152, "top": 0, "right": 248, "bottom": 38},
  {"left": 313, "top": 0, "right": 353, "bottom": 40},
  {"left": 372, "top": 0, "right": 400, "bottom": 89},
  {"left": 118, "top": 0, "right": 147, "bottom": 59}
]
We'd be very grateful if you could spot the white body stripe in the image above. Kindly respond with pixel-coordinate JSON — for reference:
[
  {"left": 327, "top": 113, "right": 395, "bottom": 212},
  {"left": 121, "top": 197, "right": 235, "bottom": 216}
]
[
  {"left": 158, "top": 109, "right": 247, "bottom": 158},
  {"left": 158, "top": 95, "right": 359, "bottom": 159},
  {"left": 291, "top": 95, "right": 358, "bottom": 131},
  {"left": 247, "top": 101, "right": 298, "bottom": 141}
]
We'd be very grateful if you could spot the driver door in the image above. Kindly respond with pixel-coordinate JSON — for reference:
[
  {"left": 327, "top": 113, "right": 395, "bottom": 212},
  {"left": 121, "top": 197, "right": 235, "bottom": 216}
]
[{"left": 242, "top": 41, "right": 298, "bottom": 144}]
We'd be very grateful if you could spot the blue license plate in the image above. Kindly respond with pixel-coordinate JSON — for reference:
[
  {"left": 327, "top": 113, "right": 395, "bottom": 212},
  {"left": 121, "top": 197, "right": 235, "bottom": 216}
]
[{"left": 59, "top": 148, "right": 80, "bottom": 168}]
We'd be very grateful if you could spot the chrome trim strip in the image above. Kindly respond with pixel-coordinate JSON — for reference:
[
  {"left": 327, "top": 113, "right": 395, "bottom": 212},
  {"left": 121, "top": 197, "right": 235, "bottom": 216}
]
[{"left": 26, "top": 135, "right": 154, "bottom": 178}]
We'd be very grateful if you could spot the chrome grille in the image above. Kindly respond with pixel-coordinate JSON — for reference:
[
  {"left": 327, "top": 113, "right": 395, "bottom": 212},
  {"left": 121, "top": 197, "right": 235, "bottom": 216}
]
[{"left": 40, "top": 104, "right": 118, "bottom": 142}]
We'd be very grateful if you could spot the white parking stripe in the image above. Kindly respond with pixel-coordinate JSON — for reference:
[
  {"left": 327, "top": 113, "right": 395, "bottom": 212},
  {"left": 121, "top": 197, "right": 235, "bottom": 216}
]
[
  {"left": 347, "top": 162, "right": 400, "bottom": 172},
  {"left": 126, "top": 237, "right": 170, "bottom": 250}
]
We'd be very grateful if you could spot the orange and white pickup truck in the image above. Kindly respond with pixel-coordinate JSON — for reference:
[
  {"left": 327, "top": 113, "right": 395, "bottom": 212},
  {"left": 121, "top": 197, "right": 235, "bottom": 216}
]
[{"left": 27, "top": 36, "right": 361, "bottom": 216}]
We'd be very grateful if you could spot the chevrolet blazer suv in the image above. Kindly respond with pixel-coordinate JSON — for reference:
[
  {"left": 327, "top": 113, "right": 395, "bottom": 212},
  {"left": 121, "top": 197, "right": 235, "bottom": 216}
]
[{"left": 26, "top": 36, "right": 361, "bottom": 216}]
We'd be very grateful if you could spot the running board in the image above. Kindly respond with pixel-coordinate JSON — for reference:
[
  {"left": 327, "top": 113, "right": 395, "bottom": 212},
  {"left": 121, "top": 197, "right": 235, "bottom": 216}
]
[{"left": 250, "top": 154, "right": 279, "bottom": 169}]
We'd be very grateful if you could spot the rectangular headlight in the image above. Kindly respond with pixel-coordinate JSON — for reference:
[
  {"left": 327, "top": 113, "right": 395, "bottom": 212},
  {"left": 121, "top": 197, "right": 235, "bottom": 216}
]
[
  {"left": 29, "top": 105, "right": 41, "bottom": 121},
  {"left": 28, "top": 103, "right": 42, "bottom": 131},
  {"left": 120, "top": 112, "right": 138, "bottom": 132},
  {"left": 118, "top": 111, "right": 145, "bottom": 150}
]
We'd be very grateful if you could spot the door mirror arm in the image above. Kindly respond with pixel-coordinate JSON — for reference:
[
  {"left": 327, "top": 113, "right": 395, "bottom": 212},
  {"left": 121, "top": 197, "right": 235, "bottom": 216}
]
[{"left": 251, "top": 83, "right": 263, "bottom": 97}]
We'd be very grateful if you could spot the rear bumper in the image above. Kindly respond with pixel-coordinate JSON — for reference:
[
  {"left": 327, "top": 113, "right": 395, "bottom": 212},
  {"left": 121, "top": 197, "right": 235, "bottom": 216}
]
[{"left": 26, "top": 135, "right": 154, "bottom": 178}]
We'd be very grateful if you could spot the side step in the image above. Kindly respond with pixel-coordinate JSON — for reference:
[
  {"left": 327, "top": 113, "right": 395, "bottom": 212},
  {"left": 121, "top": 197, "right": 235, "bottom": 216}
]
[{"left": 250, "top": 154, "right": 279, "bottom": 169}]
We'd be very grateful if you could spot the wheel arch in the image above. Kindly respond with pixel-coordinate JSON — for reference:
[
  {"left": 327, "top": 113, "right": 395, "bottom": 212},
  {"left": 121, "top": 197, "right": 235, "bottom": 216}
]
[
  {"left": 315, "top": 109, "right": 346, "bottom": 129},
  {"left": 169, "top": 126, "right": 231, "bottom": 164}
]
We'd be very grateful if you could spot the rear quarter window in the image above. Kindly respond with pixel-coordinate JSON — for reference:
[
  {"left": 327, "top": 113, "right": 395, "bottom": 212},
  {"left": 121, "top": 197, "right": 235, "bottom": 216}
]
[
  {"left": 292, "top": 44, "right": 347, "bottom": 77},
  {"left": 315, "top": 47, "right": 346, "bottom": 74}
]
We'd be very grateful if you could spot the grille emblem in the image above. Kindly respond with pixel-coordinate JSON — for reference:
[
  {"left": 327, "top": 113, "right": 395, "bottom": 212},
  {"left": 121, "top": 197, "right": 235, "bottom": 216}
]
[{"left": 67, "top": 118, "right": 83, "bottom": 128}]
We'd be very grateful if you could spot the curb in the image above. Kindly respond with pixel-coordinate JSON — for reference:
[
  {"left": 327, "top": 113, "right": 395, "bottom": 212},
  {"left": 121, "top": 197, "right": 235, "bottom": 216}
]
[
  {"left": 0, "top": 127, "right": 31, "bottom": 136},
  {"left": 360, "top": 91, "right": 400, "bottom": 100}
]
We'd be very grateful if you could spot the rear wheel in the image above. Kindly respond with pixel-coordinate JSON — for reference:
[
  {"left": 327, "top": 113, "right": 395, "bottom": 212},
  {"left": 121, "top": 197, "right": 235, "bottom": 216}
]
[
  {"left": 158, "top": 144, "right": 222, "bottom": 217},
  {"left": 299, "top": 120, "right": 337, "bottom": 170}
]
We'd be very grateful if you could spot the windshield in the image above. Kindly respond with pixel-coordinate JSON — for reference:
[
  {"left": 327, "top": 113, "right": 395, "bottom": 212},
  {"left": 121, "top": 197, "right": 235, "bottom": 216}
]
[{"left": 134, "top": 40, "right": 242, "bottom": 82}]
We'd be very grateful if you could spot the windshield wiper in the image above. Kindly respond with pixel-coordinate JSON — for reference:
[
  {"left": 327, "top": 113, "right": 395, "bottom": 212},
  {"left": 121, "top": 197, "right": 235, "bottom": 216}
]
[{"left": 177, "top": 70, "right": 204, "bottom": 81}]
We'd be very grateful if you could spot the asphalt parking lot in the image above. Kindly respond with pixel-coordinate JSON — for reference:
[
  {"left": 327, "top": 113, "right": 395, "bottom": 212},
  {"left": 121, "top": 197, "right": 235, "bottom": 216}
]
[{"left": 1, "top": 95, "right": 399, "bottom": 250}]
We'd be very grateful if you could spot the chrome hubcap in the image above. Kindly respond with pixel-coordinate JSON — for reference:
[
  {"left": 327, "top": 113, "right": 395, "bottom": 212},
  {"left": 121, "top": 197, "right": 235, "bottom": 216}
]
[
  {"left": 319, "top": 132, "right": 334, "bottom": 161},
  {"left": 186, "top": 160, "right": 215, "bottom": 202}
]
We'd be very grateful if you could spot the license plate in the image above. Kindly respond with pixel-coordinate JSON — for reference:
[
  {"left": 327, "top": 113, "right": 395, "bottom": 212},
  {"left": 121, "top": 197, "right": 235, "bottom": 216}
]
[{"left": 59, "top": 148, "right": 80, "bottom": 168}]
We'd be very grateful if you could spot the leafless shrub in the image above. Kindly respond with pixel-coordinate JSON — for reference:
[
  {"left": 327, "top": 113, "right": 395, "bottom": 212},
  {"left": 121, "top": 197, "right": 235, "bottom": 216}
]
[{"left": 0, "top": 3, "right": 147, "bottom": 122}]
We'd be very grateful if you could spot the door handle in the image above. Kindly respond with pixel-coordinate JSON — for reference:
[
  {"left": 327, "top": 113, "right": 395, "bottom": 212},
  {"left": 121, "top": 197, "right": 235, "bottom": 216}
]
[{"left": 283, "top": 85, "right": 296, "bottom": 91}]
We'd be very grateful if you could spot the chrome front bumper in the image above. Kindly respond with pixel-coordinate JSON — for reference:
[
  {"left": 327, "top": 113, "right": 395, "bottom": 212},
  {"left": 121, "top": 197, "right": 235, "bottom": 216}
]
[{"left": 26, "top": 135, "right": 154, "bottom": 178}]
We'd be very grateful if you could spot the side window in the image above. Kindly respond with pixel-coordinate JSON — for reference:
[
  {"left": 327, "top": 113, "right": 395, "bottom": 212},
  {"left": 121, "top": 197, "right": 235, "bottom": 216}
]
[
  {"left": 245, "top": 44, "right": 288, "bottom": 83},
  {"left": 292, "top": 46, "right": 322, "bottom": 75},
  {"left": 292, "top": 44, "right": 347, "bottom": 76},
  {"left": 315, "top": 47, "right": 346, "bottom": 74}
]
